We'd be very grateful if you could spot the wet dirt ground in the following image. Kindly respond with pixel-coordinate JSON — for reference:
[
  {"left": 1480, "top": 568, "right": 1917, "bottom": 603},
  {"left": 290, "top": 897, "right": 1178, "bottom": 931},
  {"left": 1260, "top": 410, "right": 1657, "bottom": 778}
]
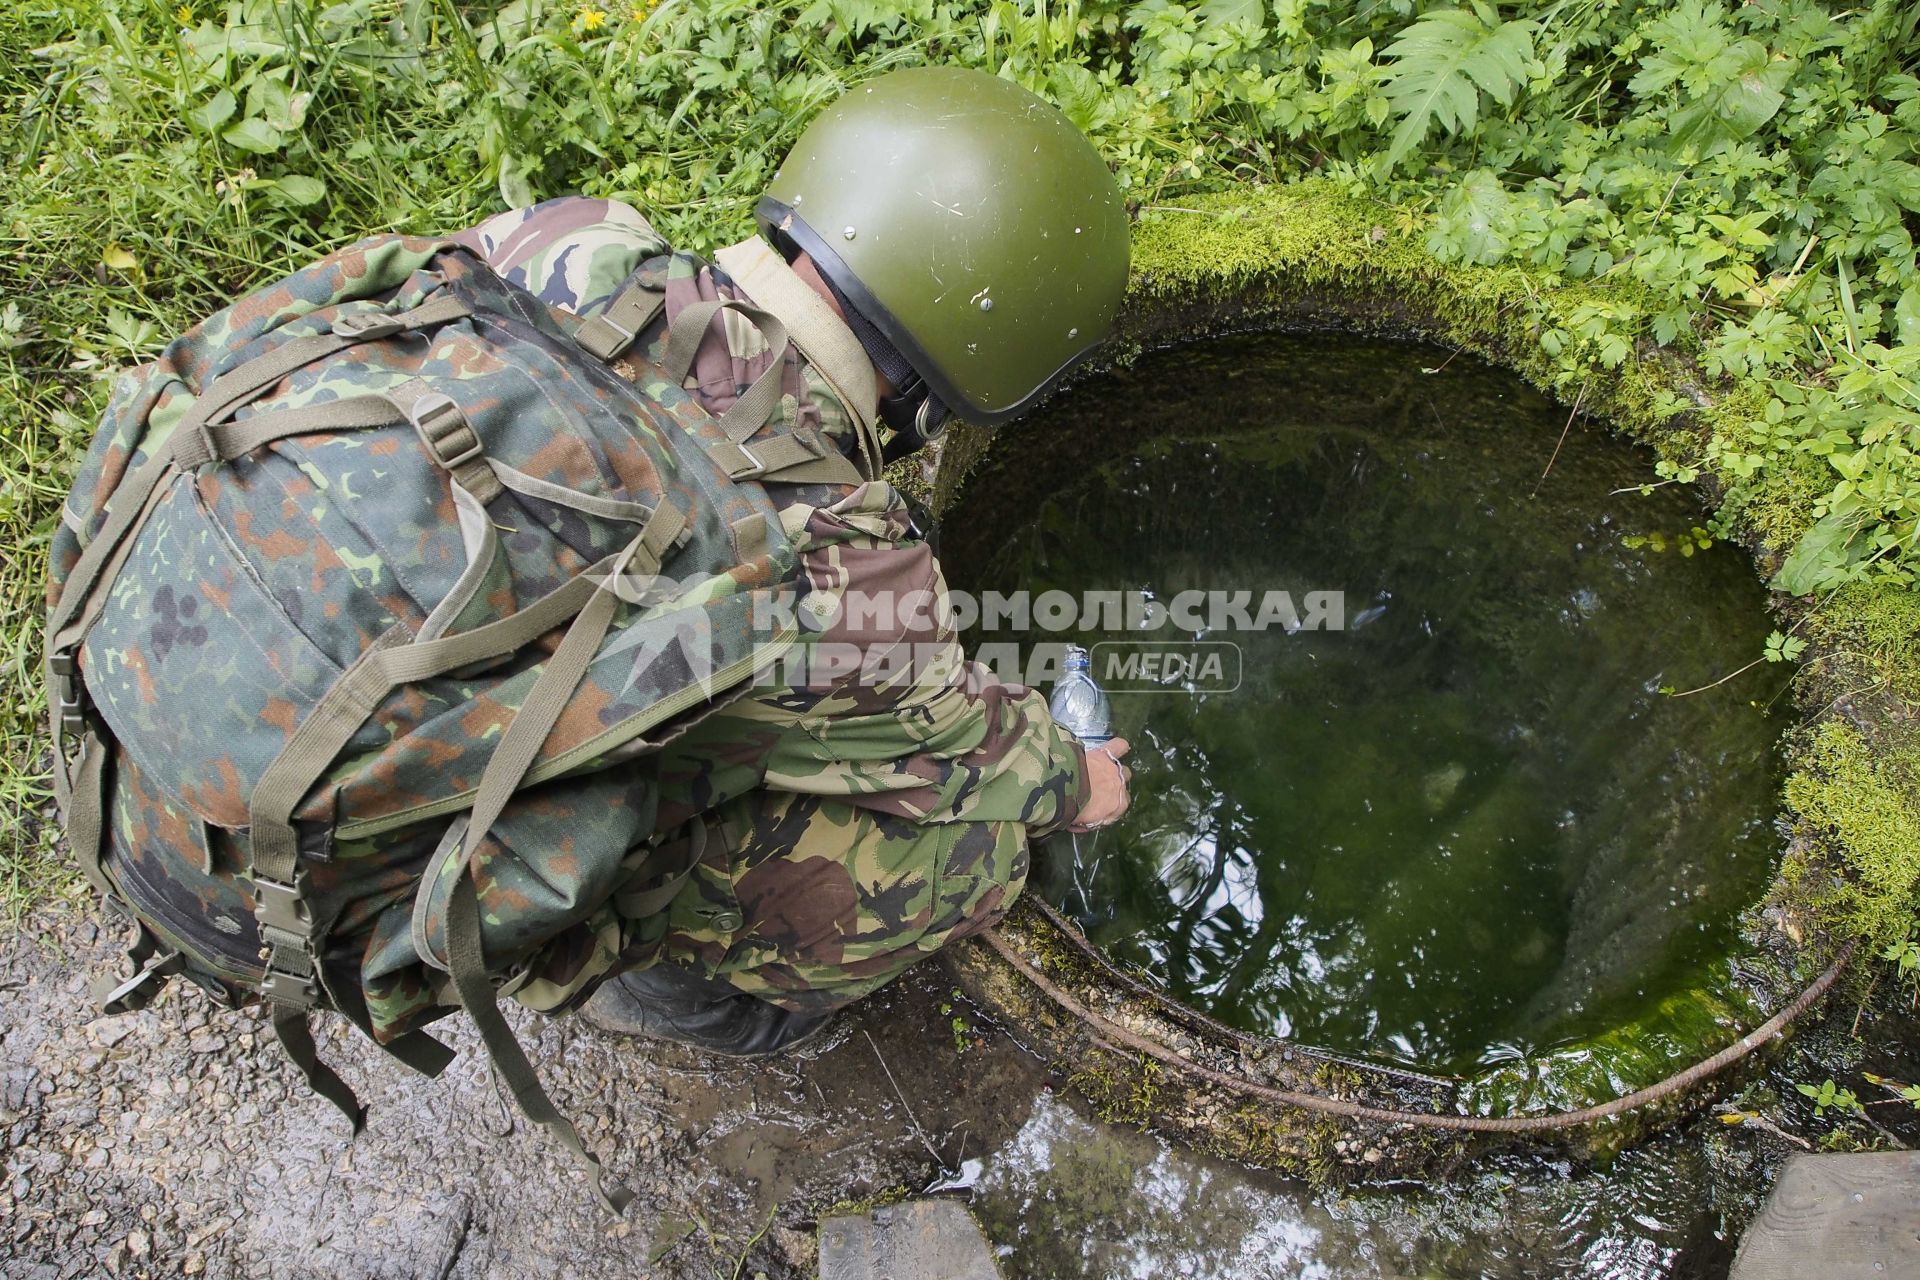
[
  {"left": 0, "top": 901, "right": 1043, "bottom": 1280},
  {"left": 5, "top": 896, "right": 1915, "bottom": 1280}
]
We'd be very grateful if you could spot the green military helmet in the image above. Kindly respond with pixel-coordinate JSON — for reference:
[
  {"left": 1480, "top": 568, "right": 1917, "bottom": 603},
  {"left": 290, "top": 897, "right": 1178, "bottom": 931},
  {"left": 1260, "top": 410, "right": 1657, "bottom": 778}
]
[{"left": 758, "top": 66, "right": 1130, "bottom": 428}]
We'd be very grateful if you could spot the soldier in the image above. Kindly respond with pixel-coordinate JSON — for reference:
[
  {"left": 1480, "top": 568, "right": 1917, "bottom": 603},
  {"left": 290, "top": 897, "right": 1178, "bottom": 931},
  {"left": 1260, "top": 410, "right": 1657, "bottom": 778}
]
[{"left": 457, "top": 66, "right": 1135, "bottom": 1056}]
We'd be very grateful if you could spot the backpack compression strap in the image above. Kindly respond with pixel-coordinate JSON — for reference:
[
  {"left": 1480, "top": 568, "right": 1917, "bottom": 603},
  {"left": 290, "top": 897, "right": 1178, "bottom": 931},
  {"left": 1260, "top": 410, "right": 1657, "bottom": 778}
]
[
  {"left": 571, "top": 276, "right": 668, "bottom": 363},
  {"left": 240, "top": 428, "right": 686, "bottom": 1211}
]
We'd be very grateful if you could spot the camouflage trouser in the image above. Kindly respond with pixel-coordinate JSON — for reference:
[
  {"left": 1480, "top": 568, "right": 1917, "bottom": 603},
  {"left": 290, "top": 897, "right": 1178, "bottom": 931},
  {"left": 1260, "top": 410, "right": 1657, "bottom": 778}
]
[{"left": 639, "top": 792, "right": 1030, "bottom": 1014}]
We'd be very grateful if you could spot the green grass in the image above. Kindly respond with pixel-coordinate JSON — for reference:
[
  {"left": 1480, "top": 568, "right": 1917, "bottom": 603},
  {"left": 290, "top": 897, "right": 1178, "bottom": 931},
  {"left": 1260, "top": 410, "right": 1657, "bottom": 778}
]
[
  {"left": 0, "top": 1, "right": 501, "bottom": 914},
  {"left": 0, "top": 348, "right": 82, "bottom": 915},
  {"left": 3, "top": 0, "right": 1918, "bottom": 954}
]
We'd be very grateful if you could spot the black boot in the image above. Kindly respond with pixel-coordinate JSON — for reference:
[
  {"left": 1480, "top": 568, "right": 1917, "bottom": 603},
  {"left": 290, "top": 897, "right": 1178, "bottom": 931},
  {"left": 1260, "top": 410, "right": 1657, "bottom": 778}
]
[{"left": 581, "top": 964, "right": 833, "bottom": 1058}]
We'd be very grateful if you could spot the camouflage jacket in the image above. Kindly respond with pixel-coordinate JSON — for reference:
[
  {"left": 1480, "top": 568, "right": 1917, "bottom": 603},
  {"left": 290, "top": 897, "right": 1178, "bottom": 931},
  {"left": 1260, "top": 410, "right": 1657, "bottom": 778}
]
[{"left": 457, "top": 198, "right": 1090, "bottom": 836}]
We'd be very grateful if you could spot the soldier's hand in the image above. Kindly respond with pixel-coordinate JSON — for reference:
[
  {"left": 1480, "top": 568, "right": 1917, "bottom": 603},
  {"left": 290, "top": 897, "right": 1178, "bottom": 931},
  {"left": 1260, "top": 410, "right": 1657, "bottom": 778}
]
[{"left": 1068, "top": 738, "right": 1132, "bottom": 832}]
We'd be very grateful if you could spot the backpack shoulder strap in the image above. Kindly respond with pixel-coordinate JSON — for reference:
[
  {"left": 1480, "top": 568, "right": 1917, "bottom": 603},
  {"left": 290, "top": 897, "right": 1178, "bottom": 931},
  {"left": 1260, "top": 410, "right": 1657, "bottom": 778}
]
[
  {"left": 669, "top": 298, "right": 868, "bottom": 488},
  {"left": 712, "top": 235, "right": 880, "bottom": 438}
]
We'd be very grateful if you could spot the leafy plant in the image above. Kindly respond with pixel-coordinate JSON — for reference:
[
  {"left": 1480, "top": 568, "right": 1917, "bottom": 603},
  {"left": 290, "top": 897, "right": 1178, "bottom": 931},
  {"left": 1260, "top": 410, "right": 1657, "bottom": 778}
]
[
  {"left": 940, "top": 989, "right": 976, "bottom": 1053},
  {"left": 1795, "top": 1077, "right": 1863, "bottom": 1118},
  {"left": 1863, "top": 1072, "right": 1920, "bottom": 1108},
  {"left": 1626, "top": 0, "right": 1798, "bottom": 158},
  {"left": 1380, "top": 3, "right": 1536, "bottom": 170},
  {"left": 1881, "top": 928, "right": 1920, "bottom": 996},
  {"left": 1765, "top": 629, "right": 1809, "bottom": 664}
]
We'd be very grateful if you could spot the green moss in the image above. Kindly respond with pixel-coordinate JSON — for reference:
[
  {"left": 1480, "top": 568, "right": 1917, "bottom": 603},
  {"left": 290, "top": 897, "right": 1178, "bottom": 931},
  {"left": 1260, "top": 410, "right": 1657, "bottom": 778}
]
[
  {"left": 1785, "top": 720, "right": 1920, "bottom": 949},
  {"left": 1808, "top": 585, "right": 1920, "bottom": 705},
  {"left": 818, "top": 1185, "right": 918, "bottom": 1219},
  {"left": 1119, "top": 183, "right": 1797, "bottom": 563},
  {"left": 1067, "top": 1051, "right": 1158, "bottom": 1130}
]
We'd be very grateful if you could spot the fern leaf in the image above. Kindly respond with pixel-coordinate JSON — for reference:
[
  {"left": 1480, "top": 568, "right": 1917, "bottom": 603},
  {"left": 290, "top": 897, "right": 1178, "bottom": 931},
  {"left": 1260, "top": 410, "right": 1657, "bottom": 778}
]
[{"left": 1381, "top": 5, "right": 1536, "bottom": 168}]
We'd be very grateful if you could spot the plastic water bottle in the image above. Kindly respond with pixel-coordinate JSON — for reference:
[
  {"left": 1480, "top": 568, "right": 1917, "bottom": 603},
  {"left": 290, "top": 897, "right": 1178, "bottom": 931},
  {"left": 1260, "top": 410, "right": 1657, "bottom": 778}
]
[
  {"left": 1049, "top": 644, "right": 1112, "bottom": 745},
  {"left": 1051, "top": 644, "right": 1114, "bottom": 912}
]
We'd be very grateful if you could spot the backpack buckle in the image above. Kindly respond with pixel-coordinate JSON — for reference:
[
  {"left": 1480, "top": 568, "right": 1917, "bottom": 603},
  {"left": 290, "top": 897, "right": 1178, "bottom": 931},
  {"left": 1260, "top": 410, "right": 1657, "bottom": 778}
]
[
  {"left": 259, "top": 969, "right": 321, "bottom": 1008},
  {"left": 575, "top": 313, "right": 636, "bottom": 362},
  {"left": 48, "top": 651, "right": 91, "bottom": 736},
  {"left": 331, "top": 312, "right": 406, "bottom": 341},
  {"left": 727, "top": 441, "right": 764, "bottom": 479},
  {"left": 407, "top": 393, "right": 484, "bottom": 469},
  {"left": 251, "top": 874, "right": 314, "bottom": 954},
  {"left": 250, "top": 872, "right": 323, "bottom": 1009}
]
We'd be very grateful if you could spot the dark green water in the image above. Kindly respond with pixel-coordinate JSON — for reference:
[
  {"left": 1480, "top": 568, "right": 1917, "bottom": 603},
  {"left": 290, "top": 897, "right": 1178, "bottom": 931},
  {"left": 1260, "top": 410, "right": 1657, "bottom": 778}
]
[{"left": 943, "top": 335, "right": 1789, "bottom": 1079}]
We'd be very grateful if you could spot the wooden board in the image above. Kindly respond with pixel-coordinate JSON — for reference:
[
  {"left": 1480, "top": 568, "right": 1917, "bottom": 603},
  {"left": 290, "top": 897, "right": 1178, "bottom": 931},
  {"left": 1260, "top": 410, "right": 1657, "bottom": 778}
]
[{"left": 1732, "top": 1152, "right": 1920, "bottom": 1280}]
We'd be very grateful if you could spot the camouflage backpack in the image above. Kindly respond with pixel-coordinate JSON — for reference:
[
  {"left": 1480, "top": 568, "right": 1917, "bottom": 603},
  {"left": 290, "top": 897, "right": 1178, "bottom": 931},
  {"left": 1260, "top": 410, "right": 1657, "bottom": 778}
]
[{"left": 43, "top": 229, "right": 874, "bottom": 1206}]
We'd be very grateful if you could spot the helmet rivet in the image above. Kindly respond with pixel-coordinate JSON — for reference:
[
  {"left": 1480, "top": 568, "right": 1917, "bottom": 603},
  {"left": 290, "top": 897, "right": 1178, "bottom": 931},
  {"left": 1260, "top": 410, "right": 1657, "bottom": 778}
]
[
  {"left": 843, "top": 226, "right": 857, "bottom": 240},
  {"left": 1068, "top": 327, "right": 1079, "bottom": 339},
  {"left": 1074, "top": 226, "right": 1083, "bottom": 234},
  {"left": 979, "top": 297, "right": 993, "bottom": 312}
]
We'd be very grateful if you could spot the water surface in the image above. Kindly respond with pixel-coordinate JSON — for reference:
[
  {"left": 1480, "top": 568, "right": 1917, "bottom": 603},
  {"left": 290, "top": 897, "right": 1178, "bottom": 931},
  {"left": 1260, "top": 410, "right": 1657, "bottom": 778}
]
[{"left": 943, "top": 335, "right": 1788, "bottom": 1078}]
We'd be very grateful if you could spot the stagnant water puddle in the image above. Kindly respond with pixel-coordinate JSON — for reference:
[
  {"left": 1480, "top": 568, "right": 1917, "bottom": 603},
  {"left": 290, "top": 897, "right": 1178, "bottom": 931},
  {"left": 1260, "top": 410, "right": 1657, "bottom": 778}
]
[
  {"left": 970, "top": 1090, "right": 1756, "bottom": 1279},
  {"left": 942, "top": 334, "right": 1791, "bottom": 1092},
  {"left": 957, "top": 995, "right": 1920, "bottom": 1280}
]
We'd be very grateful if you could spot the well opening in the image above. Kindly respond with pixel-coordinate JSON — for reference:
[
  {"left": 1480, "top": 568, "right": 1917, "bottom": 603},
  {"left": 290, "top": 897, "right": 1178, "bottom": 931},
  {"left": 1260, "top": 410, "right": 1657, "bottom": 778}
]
[
  {"left": 934, "top": 320, "right": 1825, "bottom": 1172},
  {"left": 943, "top": 330, "right": 1786, "bottom": 1086}
]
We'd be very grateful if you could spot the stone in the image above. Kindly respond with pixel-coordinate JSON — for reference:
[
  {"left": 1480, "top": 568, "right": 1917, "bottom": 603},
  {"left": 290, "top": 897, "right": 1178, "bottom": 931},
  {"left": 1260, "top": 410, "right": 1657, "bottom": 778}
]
[
  {"left": 87, "top": 1020, "right": 134, "bottom": 1049},
  {"left": 1732, "top": 1152, "right": 1920, "bottom": 1280},
  {"left": 818, "top": 1200, "right": 1001, "bottom": 1280}
]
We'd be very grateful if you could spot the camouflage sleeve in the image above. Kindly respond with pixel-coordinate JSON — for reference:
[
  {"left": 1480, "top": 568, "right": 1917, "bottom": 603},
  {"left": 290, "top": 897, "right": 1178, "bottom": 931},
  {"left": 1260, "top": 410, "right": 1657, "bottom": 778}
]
[
  {"left": 658, "top": 660, "right": 1090, "bottom": 836},
  {"left": 767, "top": 666, "right": 1092, "bottom": 834},
  {"left": 652, "top": 483, "right": 1091, "bottom": 836},
  {"left": 453, "top": 196, "right": 668, "bottom": 315}
]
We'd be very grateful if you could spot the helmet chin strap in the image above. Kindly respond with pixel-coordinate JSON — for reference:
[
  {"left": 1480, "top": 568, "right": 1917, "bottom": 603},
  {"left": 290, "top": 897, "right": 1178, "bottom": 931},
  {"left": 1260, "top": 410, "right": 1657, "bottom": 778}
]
[
  {"left": 833, "top": 292, "right": 953, "bottom": 450},
  {"left": 876, "top": 369, "right": 951, "bottom": 446},
  {"left": 879, "top": 395, "right": 947, "bottom": 465}
]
